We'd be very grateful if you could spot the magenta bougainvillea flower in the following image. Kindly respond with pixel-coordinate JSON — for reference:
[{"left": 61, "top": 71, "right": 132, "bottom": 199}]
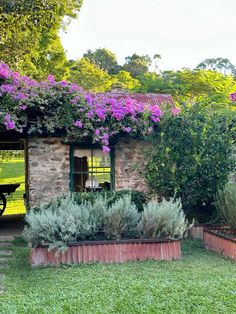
[
  {"left": 171, "top": 107, "right": 181, "bottom": 116},
  {"left": 0, "top": 63, "right": 180, "bottom": 151},
  {"left": 3, "top": 113, "right": 16, "bottom": 130},
  {"left": 230, "top": 92, "right": 236, "bottom": 102},
  {"left": 0, "top": 63, "right": 11, "bottom": 80},
  {"left": 74, "top": 120, "right": 83, "bottom": 128}
]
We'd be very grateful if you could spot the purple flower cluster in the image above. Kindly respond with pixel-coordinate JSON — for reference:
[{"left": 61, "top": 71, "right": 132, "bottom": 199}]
[
  {"left": 122, "top": 127, "right": 132, "bottom": 133},
  {"left": 230, "top": 92, "right": 236, "bottom": 102},
  {"left": 74, "top": 120, "right": 83, "bottom": 128},
  {"left": 4, "top": 114, "right": 15, "bottom": 130},
  {"left": 0, "top": 62, "right": 180, "bottom": 153},
  {"left": 47, "top": 75, "right": 56, "bottom": 85},
  {"left": 0, "top": 63, "right": 11, "bottom": 80}
]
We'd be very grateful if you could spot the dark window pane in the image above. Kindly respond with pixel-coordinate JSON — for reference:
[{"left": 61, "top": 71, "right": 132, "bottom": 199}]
[
  {"left": 72, "top": 148, "right": 112, "bottom": 191},
  {"left": 74, "top": 173, "right": 88, "bottom": 192}
]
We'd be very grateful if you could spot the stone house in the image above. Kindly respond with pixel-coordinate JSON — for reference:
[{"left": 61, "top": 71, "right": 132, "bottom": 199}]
[{"left": 0, "top": 93, "right": 174, "bottom": 208}]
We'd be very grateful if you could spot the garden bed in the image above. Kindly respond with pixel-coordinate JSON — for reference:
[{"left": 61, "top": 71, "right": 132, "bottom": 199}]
[
  {"left": 30, "top": 238, "right": 181, "bottom": 266},
  {"left": 203, "top": 228, "right": 236, "bottom": 261},
  {"left": 189, "top": 223, "right": 228, "bottom": 240}
]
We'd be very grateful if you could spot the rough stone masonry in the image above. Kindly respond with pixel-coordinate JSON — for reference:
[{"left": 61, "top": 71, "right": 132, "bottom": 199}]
[{"left": 27, "top": 137, "right": 149, "bottom": 207}]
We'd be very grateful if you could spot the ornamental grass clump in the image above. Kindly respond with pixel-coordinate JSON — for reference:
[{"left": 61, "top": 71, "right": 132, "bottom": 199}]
[
  {"left": 138, "top": 197, "right": 188, "bottom": 239},
  {"left": 214, "top": 182, "right": 236, "bottom": 229}
]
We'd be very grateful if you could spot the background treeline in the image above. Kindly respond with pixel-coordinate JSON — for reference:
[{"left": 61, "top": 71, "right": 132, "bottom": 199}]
[{"left": 1, "top": 0, "right": 236, "bottom": 107}]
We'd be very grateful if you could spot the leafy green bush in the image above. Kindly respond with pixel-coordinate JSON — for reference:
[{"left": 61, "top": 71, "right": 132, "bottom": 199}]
[
  {"left": 72, "top": 189, "right": 147, "bottom": 212},
  {"left": 104, "top": 195, "right": 140, "bottom": 239},
  {"left": 138, "top": 197, "right": 188, "bottom": 239},
  {"left": 145, "top": 105, "right": 236, "bottom": 220},
  {"left": 214, "top": 182, "right": 236, "bottom": 229}
]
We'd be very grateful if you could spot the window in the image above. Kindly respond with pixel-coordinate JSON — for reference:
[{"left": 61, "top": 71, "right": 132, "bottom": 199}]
[{"left": 70, "top": 147, "right": 113, "bottom": 192}]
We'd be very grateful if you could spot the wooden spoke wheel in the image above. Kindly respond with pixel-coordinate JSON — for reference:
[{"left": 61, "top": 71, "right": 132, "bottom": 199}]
[{"left": 0, "top": 193, "right": 6, "bottom": 216}]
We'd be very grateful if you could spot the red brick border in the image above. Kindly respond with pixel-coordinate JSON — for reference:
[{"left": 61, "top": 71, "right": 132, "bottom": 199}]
[
  {"left": 203, "top": 228, "right": 236, "bottom": 261},
  {"left": 30, "top": 239, "right": 181, "bottom": 266}
]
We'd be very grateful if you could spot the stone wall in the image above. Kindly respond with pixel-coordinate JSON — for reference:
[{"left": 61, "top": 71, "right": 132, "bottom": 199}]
[
  {"left": 26, "top": 137, "right": 149, "bottom": 207},
  {"left": 27, "top": 137, "right": 70, "bottom": 207},
  {"left": 114, "top": 138, "right": 149, "bottom": 192}
]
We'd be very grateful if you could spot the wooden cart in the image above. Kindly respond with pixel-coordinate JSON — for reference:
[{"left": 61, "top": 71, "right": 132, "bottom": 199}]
[{"left": 0, "top": 184, "right": 20, "bottom": 216}]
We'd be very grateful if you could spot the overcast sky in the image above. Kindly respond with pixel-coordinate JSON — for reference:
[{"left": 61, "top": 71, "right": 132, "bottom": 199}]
[{"left": 59, "top": 0, "right": 236, "bottom": 71}]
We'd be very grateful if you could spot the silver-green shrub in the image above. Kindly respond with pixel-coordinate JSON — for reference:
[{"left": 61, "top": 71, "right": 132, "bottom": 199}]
[
  {"left": 24, "top": 193, "right": 187, "bottom": 251},
  {"left": 84, "top": 195, "right": 108, "bottom": 238},
  {"left": 23, "top": 194, "right": 139, "bottom": 250},
  {"left": 214, "top": 182, "right": 236, "bottom": 229},
  {"left": 104, "top": 195, "right": 140, "bottom": 239},
  {"left": 23, "top": 195, "right": 93, "bottom": 251},
  {"left": 138, "top": 197, "right": 188, "bottom": 239}
]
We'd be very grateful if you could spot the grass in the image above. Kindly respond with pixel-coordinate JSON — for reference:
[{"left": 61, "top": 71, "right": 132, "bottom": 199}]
[
  {"left": 0, "top": 158, "right": 26, "bottom": 215},
  {"left": 0, "top": 239, "right": 236, "bottom": 313}
]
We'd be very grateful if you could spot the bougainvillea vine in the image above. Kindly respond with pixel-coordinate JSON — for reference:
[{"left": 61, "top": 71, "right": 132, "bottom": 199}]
[{"left": 0, "top": 63, "right": 179, "bottom": 153}]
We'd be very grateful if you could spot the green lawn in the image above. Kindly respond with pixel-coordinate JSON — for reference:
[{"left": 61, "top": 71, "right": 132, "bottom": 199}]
[
  {"left": 1, "top": 240, "right": 236, "bottom": 313},
  {"left": 0, "top": 158, "right": 26, "bottom": 215}
]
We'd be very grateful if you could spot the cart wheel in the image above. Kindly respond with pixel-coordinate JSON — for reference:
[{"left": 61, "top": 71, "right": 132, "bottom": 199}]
[{"left": 0, "top": 194, "right": 6, "bottom": 216}]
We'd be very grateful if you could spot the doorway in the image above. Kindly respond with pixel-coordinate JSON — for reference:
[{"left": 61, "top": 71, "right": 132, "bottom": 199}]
[{"left": 0, "top": 140, "right": 26, "bottom": 216}]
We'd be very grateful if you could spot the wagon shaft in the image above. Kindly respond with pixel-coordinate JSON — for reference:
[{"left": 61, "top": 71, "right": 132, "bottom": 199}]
[{"left": 0, "top": 184, "right": 20, "bottom": 194}]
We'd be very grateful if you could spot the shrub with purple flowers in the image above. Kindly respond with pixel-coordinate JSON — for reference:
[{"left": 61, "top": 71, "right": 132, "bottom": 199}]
[{"left": 0, "top": 63, "right": 178, "bottom": 152}]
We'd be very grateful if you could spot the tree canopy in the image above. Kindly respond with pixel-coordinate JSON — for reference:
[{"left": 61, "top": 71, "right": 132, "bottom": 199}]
[
  {"left": 197, "top": 58, "right": 236, "bottom": 78},
  {"left": 0, "top": 0, "right": 83, "bottom": 79},
  {"left": 123, "top": 54, "right": 152, "bottom": 78},
  {"left": 69, "top": 58, "right": 113, "bottom": 92},
  {"left": 1, "top": 3, "right": 236, "bottom": 108},
  {"left": 83, "top": 48, "right": 121, "bottom": 74}
]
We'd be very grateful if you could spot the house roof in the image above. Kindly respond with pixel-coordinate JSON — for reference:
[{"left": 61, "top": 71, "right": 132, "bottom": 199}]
[{"left": 103, "top": 92, "right": 175, "bottom": 107}]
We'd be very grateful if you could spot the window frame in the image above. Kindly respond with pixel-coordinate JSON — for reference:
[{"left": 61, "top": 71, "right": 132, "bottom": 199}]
[{"left": 69, "top": 144, "right": 115, "bottom": 192}]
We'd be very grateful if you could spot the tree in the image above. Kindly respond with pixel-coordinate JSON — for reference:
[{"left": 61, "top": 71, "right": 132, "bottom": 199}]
[
  {"left": 134, "top": 72, "right": 162, "bottom": 93},
  {"left": 31, "top": 33, "right": 71, "bottom": 81},
  {"left": 83, "top": 48, "right": 121, "bottom": 74},
  {"left": 111, "top": 71, "right": 141, "bottom": 91},
  {"left": 153, "top": 54, "right": 162, "bottom": 72},
  {"left": 145, "top": 105, "right": 236, "bottom": 221},
  {"left": 69, "top": 58, "right": 113, "bottom": 92},
  {"left": 0, "top": 0, "right": 83, "bottom": 79},
  {"left": 123, "top": 53, "right": 152, "bottom": 78},
  {"left": 136, "top": 69, "right": 236, "bottom": 106},
  {"left": 197, "top": 58, "right": 236, "bottom": 78}
]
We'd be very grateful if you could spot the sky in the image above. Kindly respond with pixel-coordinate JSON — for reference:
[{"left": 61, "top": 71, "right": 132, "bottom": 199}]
[{"left": 59, "top": 0, "right": 236, "bottom": 71}]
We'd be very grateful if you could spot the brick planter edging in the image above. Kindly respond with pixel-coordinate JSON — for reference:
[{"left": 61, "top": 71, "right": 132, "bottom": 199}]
[
  {"left": 203, "top": 228, "right": 236, "bottom": 261},
  {"left": 30, "top": 239, "right": 181, "bottom": 266}
]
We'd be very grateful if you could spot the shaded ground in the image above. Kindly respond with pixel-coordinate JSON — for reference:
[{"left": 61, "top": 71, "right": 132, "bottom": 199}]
[
  {"left": 0, "top": 215, "right": 24, "bottom": 238},
  {"left": 0, "top": 239, "right": 236, "bottom": 313}
]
